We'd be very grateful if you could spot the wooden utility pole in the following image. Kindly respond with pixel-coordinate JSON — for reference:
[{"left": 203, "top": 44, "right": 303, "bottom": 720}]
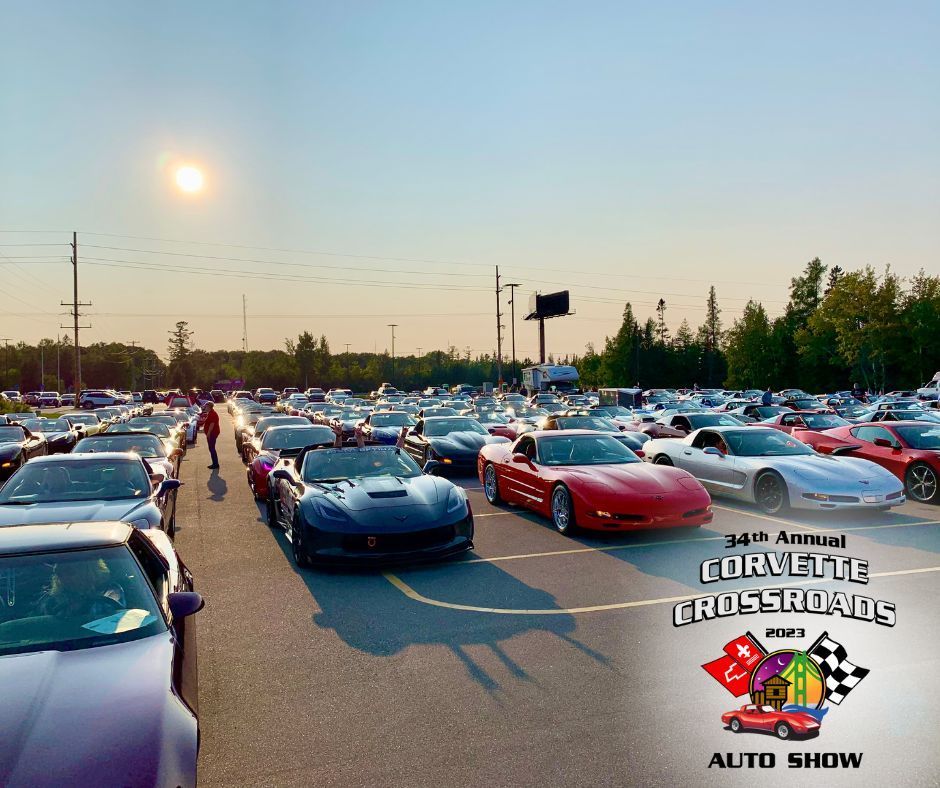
[
  {"left": 505, "top": 282, "right": 520, "bottom": 387},
  {"left": 495, "top": 266, "right": 503, "bottom": 389},
  {"left": 61, "top": 231, "right": 91, "bottom": 394}
]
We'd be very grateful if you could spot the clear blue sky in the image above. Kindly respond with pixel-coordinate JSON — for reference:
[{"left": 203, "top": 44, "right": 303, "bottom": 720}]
[{"left": 2, "top": 1, "right": 937, "bottom": 360}]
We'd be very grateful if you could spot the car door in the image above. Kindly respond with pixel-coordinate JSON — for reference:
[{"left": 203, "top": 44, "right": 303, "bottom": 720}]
[
  {"left": 737, "top": 705, "right": 762, "bottom": 729},
  {"left": 850, "top": 425, "right": 906, "bottom": 476},
  {"left": 679, "top": 430, "right": 734, "bottom": 490},
  {"left": 498, "top": 435, "right": 538, "bottom": 506},
  {"left": 404, "top": 420, "right": 428, "bottom": 464}
]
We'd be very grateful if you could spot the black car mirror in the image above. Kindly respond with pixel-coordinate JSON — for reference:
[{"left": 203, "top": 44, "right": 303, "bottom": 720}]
[{"left": 168, "top": 591, "right": 204, "bottom": 620}]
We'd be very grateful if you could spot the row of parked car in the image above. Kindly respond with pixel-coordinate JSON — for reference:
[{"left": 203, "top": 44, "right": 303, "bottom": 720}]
[{"left": 0, "top": 402, "right": 205, "bottom": 785}]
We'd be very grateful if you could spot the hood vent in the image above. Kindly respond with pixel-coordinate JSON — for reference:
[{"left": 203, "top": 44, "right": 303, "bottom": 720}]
[{"left": 367, "top": 489, "right": 408, "bottom": 499}]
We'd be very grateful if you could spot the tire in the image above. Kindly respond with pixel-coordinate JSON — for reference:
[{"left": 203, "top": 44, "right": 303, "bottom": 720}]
[
  {"left": 247, "top": 468, "right": 259, "bottom": 499},
  {"left": 291, "top": 517, "right": 311, "bottom": 568},
  {"left": 266, "top": 491, "right": 279, "bottom": 528},
  {"left": 551, "top": 485, "right": 578, "bottom": 535},
  {"left": 483, "top": 463, "right": 503, "bottom": 505},
  {"left": 729, "top": 718, "right": 741, "bottom": 733},
  {"left": 654, "top": 455, "right": 673, "bottom": 466},
  {"left": 906, "top": 462, "right": 939, "bottom": 503},
  {"left": 775, "top": 722, "right": 791, "bottom": 740},
  {"left": 754, "top": 471, "right": 789, "bottom": 515}
]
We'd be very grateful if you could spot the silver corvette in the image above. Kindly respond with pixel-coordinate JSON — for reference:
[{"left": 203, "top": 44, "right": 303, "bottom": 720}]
[{"left": 642, "top": 426, "right": 905, "bottom": 514}]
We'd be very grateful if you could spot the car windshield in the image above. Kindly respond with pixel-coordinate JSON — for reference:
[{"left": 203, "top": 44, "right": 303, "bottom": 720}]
[
  {"left": 538, "top": 435, "right": 640, "bottom": 466},
  {"left": 752, "top": 406, "right": 790, "bottom": 418},
  {"left": 370, "top": 413, "right": 415, "bottom": 428},
  {"left": 554, "top": 416, "right": 618, "bottom": 431},
  {"left": 894, "top": 425, "right": 940, "bottom": 449},
  {"left": 256, "top": 417, "right": 307, "bottom": 435},
  {"left": 422, "top": 408, "right": 457, "bottom": 418},
  {"left": 0, "top": 459, "right": 152, "bottom": 504},
  {"left": 22, "top": 419, "right": 70, "bottom": 433},
  {"left": 424, "top": 418, "right": 488, "bottom": 437},
  {"left": 262, "top": 426, "right": 334, "bottom": 450},
  {"left": 302, "top": 447, "right": 422, "bottom": 482},
  {"left": 110, "top": 423, "right": 172, "bottom": 439},
  {"left": 74, "top": 436, "right": 165, "bottom": 458},
  {"left": 65, "top": 414, "right": 99, "bottom": 426},
  {"left": 593, "top": 406, "right": 632, "bottom": 417},
  {"left": 0, "top": 545, "right": 166, "bottom": 657},
  {"left": 477, "top": 412, "right": 509, "bottom": 424},
  {"left": 723, "top": 430, "right": 814, "bottom": 457},
  {"left": 802, "top": 414, "right": 849, "bottom": 429},
  {"left": 688, "top": 414, "right": 744, "bottom": 428},
  {"left": 0, "top": 425, "right": 27, "bottom": 441},
  {"left": 131, "top": 417, "right": 176, "bottom": 427},
  {"left": 510, "top": 407, "right": 543, "bottom": 418}
]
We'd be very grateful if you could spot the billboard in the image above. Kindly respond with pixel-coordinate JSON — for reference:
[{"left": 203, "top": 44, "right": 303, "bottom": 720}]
[{"left": 525, "top": 290, "right": 570, "bottom": 320}]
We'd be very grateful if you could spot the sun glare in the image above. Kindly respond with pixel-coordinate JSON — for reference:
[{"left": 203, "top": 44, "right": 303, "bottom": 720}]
[{"left": 175, "top": 165, "right": 204, "bottom": 193}]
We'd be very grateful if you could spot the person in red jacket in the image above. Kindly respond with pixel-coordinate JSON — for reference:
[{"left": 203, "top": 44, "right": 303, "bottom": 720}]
[{"left": 203, "top": 402, "right": 221, "bottom": 469}]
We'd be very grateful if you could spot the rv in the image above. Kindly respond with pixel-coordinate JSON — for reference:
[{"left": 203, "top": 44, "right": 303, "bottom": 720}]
[
  {"left": 918, "top": 371, "right": 940, "bottom": 399},
  {"left": 522, "top": 365, "right": 579, "bottom": 393}
]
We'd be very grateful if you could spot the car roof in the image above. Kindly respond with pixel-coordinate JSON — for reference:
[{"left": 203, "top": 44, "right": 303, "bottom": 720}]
[{"left": 0, "top": 521, "right": 132, "bottom": 556}]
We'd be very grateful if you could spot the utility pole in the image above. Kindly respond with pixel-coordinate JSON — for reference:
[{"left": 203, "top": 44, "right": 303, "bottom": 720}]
[
  {"left": 127, "top": 340, "right": 139, "bottom": 390},
  {"left": 61, "top": 231, "right": 91, "bottom": 394},
  {"left": 344, "top": 343, "right": 351, "bottom": 378},
  {"left": 40, "top": 345, "right": 44, "bottom": 391},
  {"left": 495, "top": 266, "right": 503, "bottom": 390},
  {"left": 0, "top": 339, "right": 10, "bottom": 388},
  {"left": 242, "top": 294, "right": 248, "bottom": 352},
  {"left": 56, "top": 334, "right": 61, "bottom": 394},
  {"left": 387, "top": 324, "right": 398, "bottom": 378},
  {"left": 505, "top": 282, "right": 521, "bottom": 388}
]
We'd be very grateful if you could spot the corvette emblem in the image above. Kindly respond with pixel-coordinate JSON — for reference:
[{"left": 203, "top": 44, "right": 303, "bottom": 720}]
[
  {"left": 655, "top": 495, "right": 664, "bottom": 501},
  {"left": 394, "top": 515, "right": 408, "bottom": 522},
  {"left": 367, "top": 536, "right": 378, "bottom": 548}
]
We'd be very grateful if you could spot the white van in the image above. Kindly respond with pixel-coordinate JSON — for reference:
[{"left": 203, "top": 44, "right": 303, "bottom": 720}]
[{"left": 918, "top": 371, "right": 940, "bottom": 399}]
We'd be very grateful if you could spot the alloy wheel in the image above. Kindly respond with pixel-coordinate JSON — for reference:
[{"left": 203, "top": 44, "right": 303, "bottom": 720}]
[{"left": 907, "top": 463, "right": 938, "bottom": 502}]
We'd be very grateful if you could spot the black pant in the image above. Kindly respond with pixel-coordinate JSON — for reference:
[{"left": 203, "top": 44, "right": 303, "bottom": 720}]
[{"left": 208, "top": 433, "right": 219, "bottom": 467}]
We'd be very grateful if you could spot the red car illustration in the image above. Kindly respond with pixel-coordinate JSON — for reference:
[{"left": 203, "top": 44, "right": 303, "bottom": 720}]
[
  {"left": 477, "top": 429, "right": 712, "bottom": 534},
  {"left": 800, "top": 420, "right": 939, "bottom": 503},
  {"left": 722, "top": 704, "right": 821, "bottom": 739}
]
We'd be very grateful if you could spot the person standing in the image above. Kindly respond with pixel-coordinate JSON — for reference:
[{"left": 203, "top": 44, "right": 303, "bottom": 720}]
[
  {"left": 203, "top": 402, "right": 220, "bottom": 469},
  {"left": 761, "top": 387, "right": 773, "bottom": 406}
]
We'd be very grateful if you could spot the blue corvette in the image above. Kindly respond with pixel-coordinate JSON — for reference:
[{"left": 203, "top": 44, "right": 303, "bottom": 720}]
[
  {"left": 360, "top": 411, "right": 416, "bottom": 445},
  {"left": 266, "top": 444, "right": 473, "bottom": 566}
]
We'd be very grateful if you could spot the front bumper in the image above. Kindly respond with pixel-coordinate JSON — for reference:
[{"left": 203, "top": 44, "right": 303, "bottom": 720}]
[
  {"left": 301, "top": 513, "right": 474, "bottom": 565},
  {"left": 790, "top": 483, "right": 906, "bottom": 510}
]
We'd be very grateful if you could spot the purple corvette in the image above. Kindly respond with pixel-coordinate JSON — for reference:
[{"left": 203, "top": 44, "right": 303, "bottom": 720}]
[{"left": 0, "top": 522, "right": 202, "bottom": 787}]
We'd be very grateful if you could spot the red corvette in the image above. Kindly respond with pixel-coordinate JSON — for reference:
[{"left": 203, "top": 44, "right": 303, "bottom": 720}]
[
  {"left": 721, "top": 704, "right": 821, "bottom": 739},
  {"left": 245, "top": 423, "right": 334, "bottom": 499},
  {"left": 761, "top": 410, "right": 850, "bottom": 435},
  {"left": 800, "top": 420, "right": 940, "bottom": 503},
  {"left": 477, "top": 430, "right": 712, "bottom": 534}
]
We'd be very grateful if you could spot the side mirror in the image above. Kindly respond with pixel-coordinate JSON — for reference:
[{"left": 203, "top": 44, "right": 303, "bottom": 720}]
[
  {"left": 872, "top": 437, "right": 894, "bottom": 448},
  {"left": 157, "top": 478, "right": 182, "bottom": 497},
  {"left": 511, "top": 453, "right": 531, "bottom": 465},
  {"left": 633, "top": 449, "right": 645, "bottom": 458},
  {"left": 703, "top": 446, "right": 725, "bottom": 457},
  {"left": 168, "top": 591, "right": 204, "bottom": 620},
  {"left": 170, "top": 448, "right": 184, "bottom": 459}
]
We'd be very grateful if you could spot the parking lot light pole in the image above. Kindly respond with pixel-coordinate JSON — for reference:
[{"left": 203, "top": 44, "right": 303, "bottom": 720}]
[
  {"left": 505, "top": 283, "right": 521, "bottom": 388},
  {"left": 387, "top": 324, "right": 398, "bottom": 379}
]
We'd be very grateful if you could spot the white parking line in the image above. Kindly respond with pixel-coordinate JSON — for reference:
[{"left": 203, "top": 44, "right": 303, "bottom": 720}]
[
  {"left": 383, "top": 564, "right": 940, "bottom": 616},
  {"left": 711, "top": 504, "right": 820, "bottom": 530}
]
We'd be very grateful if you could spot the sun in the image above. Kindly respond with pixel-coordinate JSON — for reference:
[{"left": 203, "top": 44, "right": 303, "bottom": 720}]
[{"left": 175, "top": 165, "right": 204, "bottom": 193}]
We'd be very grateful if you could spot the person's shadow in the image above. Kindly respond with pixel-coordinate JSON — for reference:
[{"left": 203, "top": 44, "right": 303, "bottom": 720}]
[{"left": 207, "top": 470, "right": 227, "bottom": 501}]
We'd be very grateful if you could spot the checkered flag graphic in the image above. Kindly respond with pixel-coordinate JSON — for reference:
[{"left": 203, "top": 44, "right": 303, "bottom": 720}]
[{"left": 808, "top": 632, "right": 870, "bottom": 705}]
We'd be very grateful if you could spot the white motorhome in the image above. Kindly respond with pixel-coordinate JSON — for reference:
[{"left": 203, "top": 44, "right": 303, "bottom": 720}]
[
  {"left": 522, "top": 365, "right": 579, "bottom": 393},
  {"left": 917, "top": 371, "right": 940, "bottom": 399}
]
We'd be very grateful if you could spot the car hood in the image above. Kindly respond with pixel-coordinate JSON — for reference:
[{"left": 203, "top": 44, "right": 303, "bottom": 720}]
[
  {"left": 0, "top": 498, "right": 153, "bottom": 526},
  {"left": 309, "top": 474, "right": 446, "bottom": 512},
  {"left": 426, "top": 431, "right": 497, "bottom": 453},
  {"left": 0, "top": 441, "right": 24, "bottom": 456},
  {"left": 749, "top": 453, "right": 889, "bottom": 483},
  {"left": 0, "top": 634, "right": 196, "bottom": 786},
  {"left": 560, "top": 463, "right": 691, "bottom": 494}
]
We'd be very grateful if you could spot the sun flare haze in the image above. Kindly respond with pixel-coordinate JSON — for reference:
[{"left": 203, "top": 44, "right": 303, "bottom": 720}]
[{"left": 174, "top": 165, "right": 204, "bottom": 193}]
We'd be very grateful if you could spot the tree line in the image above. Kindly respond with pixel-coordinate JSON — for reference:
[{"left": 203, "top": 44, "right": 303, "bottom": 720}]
[{"left": 3, "top": 260, "right": 937, "bottom": 394}]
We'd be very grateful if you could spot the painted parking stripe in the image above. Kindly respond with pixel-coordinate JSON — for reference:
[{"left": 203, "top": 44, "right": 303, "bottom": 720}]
[
  {"left": 383, "top": 565, "right": 940, "bottom": 616},
  {"left": 711, "top": 504, "right": 819, "bottom": 530},
  {"left": 461, "top": 519, "right": 940, "bottom": 566}
]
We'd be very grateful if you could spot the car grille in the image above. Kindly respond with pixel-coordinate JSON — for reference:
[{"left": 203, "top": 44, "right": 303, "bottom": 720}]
[
  {"left": 341, "top": 524, "right": 455, "bottom": 553},
  {"left": 886, "top": 490, "right": 904, "bottom": 500}
]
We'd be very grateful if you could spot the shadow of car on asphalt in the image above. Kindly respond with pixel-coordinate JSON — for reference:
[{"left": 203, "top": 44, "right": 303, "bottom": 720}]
[{"left": 254, "top": 502, "right": 609, "bottom": 693}]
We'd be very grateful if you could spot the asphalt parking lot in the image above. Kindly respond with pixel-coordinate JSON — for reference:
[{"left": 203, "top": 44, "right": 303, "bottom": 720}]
[{"left": 176, "top": 414, "right": 940, "bottom": 788}]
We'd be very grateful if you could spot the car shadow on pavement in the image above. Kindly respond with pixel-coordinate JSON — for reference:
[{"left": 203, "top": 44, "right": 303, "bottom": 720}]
[
  {"left": 256, "top": 503, "right": 609, "bottom": 694},
  {"left": 207, "top": 471, "right": 228, "bottom": 501}
]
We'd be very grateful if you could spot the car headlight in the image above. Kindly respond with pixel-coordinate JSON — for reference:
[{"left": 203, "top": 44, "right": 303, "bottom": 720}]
[
  {"left": 314, "top": 502, "right": 347, "bottom": 522},
  {"left": 129, "top": 518, "right": 152, "bottom": 529},
  {"left": 446, "top": 486, "right": 468, "bottom": 514}
]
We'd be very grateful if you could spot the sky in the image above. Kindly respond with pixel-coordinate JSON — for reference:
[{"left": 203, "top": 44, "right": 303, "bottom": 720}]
[{"left": 1, "top": 1, "right": 937, "bottom": 361}]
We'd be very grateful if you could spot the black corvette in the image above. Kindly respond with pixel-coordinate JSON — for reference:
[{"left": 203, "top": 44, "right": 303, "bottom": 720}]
[
  {"left": 0, "top": 424, "right": 47, "bottom": 480},
  {"left": 402, "top": 416, "right": 509, "bottom": 471},
  {"left": 21, "top": 417, "right": 79, "bottom": 454},
  {"left": 266, "top": 444, "right": 473, "bottom": 565}
]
